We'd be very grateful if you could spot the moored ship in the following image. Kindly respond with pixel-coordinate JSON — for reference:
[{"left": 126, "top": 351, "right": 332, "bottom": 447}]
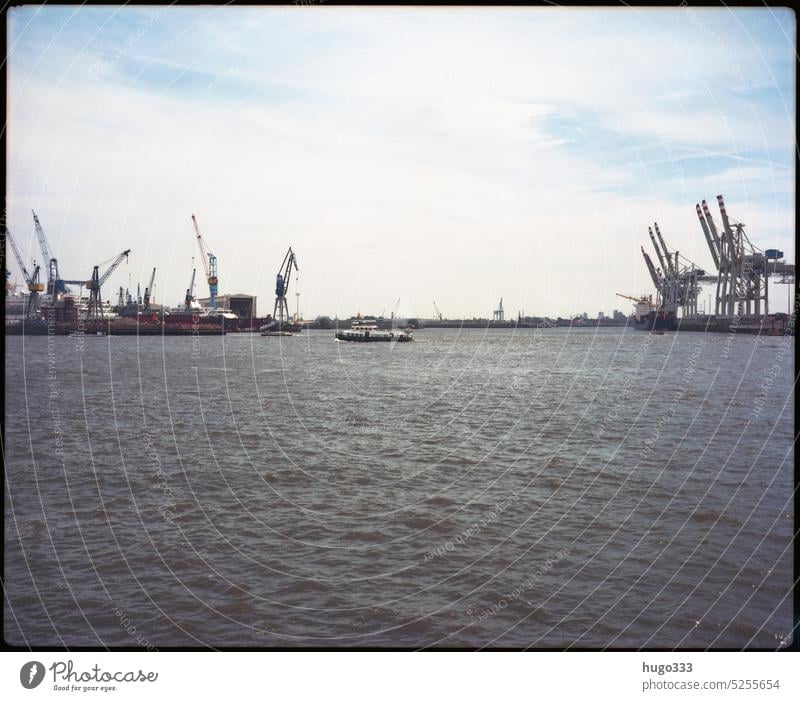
[{"left": 618, "top": 293, "right": 678, "bottom": 331}]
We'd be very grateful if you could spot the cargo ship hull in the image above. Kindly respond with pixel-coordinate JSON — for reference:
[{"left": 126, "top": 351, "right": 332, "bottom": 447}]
[
  {"left": 5, "top": 317, "right": 230, "bottom": 335},
  {"left": 632, "top": 310, "right": 678, "bottom": 331}
]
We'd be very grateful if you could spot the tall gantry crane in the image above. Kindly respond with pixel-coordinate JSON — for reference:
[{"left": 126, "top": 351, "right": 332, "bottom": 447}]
[
  {"left": 32, "top": 210, "right": 65, "bottom": 296},
  {"left": 642, "top": 224, "right": 704, "bottom": 316},
  {"left": 191, "top": 215, "right": 218, "bottom": 309},
  {"left": 493, "top": 298, "right": 504, "bottom": 322},
  {"left": 433, "top": 301, "right": 443, "bottom": 321},
  {"left": 694, "top": 195, "right": 793, "bottom": 317},
  {"left": 5, "top": 227, "right": 45, "bottom": 318},
  {"left": 65, "top": 249, "right": 131, "bottom": 319},
  {"left": 272, "top": 247, "right": 298, "bottom": 328}
]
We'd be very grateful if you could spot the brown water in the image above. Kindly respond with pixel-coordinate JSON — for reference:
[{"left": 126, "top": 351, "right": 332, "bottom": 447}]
[{"left": 3, "top": 328, "right": 794, "bottom": 648}]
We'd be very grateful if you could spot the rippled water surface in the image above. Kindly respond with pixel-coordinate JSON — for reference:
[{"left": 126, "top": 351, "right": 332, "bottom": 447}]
[{"left": 4, "top": 328, "right": 794, "bottom": 648}]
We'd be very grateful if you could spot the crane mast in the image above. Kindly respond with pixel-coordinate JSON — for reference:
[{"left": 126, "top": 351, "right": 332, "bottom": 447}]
[{"left": 191, "top": 215, "right": 218, "bottom": 309}]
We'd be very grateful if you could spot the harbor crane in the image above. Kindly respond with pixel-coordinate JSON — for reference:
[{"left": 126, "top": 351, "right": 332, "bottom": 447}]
[
  {"left": 694, "top": 195, "right": 793, "bottom": 317},
  {"left": 191, "top": 214, "right": 218, "bottom": 309},
  {"left": 184, "top": 268, "right": 197, "bottom": 310},
  {"left": 642, "top": 225, "right": 703, "bottom": 316},
  {"left": 142, "top": 267, "right": 156, "bottom": 310},
  {"left": 272, "top": 247, "right": 298, "bottom": 328},
  {"left": 5, "top": 227, "right": 45, "bottom": 318},
  {"left": 32, "top": 210, "right": 67, "bottom": 296},
  {"left": 493, "top": 298, "right": 504, "bottom": 322},
  {"left": 433, "top": 301, "right": 443, "bottom": 321},
  {"left": 65, "top": 249, "right": 131, "bottom": 319}
]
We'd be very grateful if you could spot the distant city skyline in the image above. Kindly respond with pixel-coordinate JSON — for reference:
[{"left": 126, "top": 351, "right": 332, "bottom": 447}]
[{"left": 6, "top": 6, "right": 796, "bottom": 317}]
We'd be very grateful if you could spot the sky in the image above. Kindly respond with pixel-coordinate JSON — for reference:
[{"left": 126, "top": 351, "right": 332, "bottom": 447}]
[{"left": 5, "top": 6, "right": 796, "bottom": 318}]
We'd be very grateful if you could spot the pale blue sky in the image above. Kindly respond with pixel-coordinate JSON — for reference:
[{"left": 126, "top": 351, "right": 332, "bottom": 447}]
[{"left": 7, "top": 6, "right": 796, "bottom": 317}]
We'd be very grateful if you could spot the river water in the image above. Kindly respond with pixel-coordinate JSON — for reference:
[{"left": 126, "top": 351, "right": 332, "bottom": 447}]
[{"left": 3, "top": 327, "right": 794, "bottom": 648}]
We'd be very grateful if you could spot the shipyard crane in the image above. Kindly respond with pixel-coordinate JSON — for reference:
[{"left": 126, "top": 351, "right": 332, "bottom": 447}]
[
  {"left": 433, "top": 301, "right": 443, "bottom": 321},
  {"left": 80, "top": 249, "right": 131, "bottom": 318},
  {"left": 493, "top": 298, "right": 504, "bottom": 322},
  {"left": 692, "top": 195, "right": 794, "bottom": 317},
  {"left": 5, "top": 227, "right": 44, "bottom": 319},
  {"left": 31, "top": 210, "right": 65, "bottom": 296},
  {"left": 184, "top": 268, "right": 197, "bottom": 310},
  {"left": 191, "top": 214, "right": 218, "bottom": 309},
  {"left": 142, "top": 267, "right": 156, "bottom": 310},
  {"left": 271, "top": 247, "right": 298, "bottom": 328}
]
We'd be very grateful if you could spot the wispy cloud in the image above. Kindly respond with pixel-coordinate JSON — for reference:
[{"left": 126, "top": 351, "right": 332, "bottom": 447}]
[{"left": 6, "top": 6, "right": 795, "bottom": 316}]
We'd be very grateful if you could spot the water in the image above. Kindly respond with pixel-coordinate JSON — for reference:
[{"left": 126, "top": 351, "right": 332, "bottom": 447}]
[{"left": 3, "top": 328, "right": 794, "bottom": 648}]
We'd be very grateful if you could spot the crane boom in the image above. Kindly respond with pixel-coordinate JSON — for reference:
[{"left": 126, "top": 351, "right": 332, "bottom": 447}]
[
  {"left": 641, "top": 246, "right": 661, "bottom": 288},
  {"left": 98, "top": 250, "right": 131, "bottom": 287},
  {"left": 648, "top": 226, "right": 668, "bottom": 275},
  {"left": 5, "top": 224, "right": 45, "bottom": 316},
  {"left": 191, "top": 215, "right": 211, "bottom": 278},
  {"left": 653, "top": 223, "right": 675, "bottom": 276},
  {"left": 185, "top": 268, "right": 197, "bottom": 309},
  {"left": 696, "top": 203, "right": 720, "bottom": 269},
  {"left": 143, "top": 267, "right": 156, "bottom": 308},
  {"left": 31, "top": 210, "right": 52, "bottom": 269},
  {"left": 701, "top": 200, "right": 724, "bottom": 252},
  {"left": 31, "top": 210, "right": 61, "bottom": 293},
  {"left": 6, "top": 227, "right": 44, "bottom": 319},
  {"left": 5, "top": 227, "right": 33, "bottom": 284}
]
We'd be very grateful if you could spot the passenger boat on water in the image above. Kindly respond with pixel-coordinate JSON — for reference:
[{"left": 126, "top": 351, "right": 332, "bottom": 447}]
[{"left": 335, "top": 320, "right": 413, "bottom": 342}]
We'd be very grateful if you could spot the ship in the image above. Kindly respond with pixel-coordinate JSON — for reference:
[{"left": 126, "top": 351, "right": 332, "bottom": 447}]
[
  {"left": 619, "top": 294, "right": 678, "bottom": 332},
  {"left": 634, "top": 308, "right": 678, "bottom": 332},
  {"left": 5, "top": 294, "right": 238, "bottom": 335},
  {"left": 335, "top": 320, "right": 413, "bottom": 342},
  {"left": 259, "top": 317, "right": 302, "bottom": 334}
]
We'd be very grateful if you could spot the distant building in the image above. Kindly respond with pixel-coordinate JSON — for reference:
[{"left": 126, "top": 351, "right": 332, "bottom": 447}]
[
  {"left": 613, "top": 309, "right": 626, "bottom": 321},
  {"left": 598, "top": 311, "right": 605, "bottom": 320},
  {"left": 196, "top": 293, "right": 257, "bottom": 319}
]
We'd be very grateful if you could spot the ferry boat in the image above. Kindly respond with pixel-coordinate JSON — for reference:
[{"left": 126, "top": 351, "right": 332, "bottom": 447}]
[{"left": 335, "top": 320, "right": 413, "bottom": 342}]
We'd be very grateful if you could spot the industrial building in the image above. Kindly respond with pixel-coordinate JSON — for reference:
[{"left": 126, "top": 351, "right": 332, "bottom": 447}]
[{"left": 196, "top": 293, "right": 257, "bottom": 320}]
